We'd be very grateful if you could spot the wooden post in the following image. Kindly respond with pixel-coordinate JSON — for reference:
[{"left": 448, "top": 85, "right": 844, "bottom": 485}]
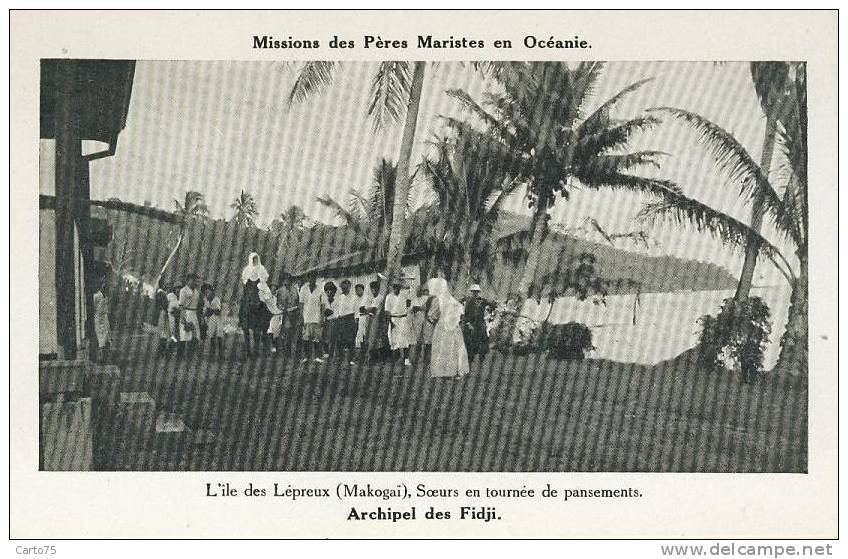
[
  {"left": 54, "top": 61, "right": 79, "bottom": 360},
  {"left": 77, "top": 161, "right": 95, "bottom": 359}
]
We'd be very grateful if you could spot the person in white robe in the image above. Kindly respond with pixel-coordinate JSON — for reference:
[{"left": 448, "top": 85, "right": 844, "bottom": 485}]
[
  {"left": 298, "top": 276, "right": 325, "bottom": 363},
  {"left": 384, "top": 279, "right": 413, "bottom": 366},
  {"left": 427, "top": 278, "right": 469, "bottom": 380},
  {"left": 261, "top": 281, "right": 284, "bottom": 354},
  {"left": 353, "top": 283, "right": 370, "bottom": 350},
  {"left": 167, "top": 287, "right": 180, "bottom": 345},
  {"left": 178, "top": 274, "right": 201, "bottom": 358}
]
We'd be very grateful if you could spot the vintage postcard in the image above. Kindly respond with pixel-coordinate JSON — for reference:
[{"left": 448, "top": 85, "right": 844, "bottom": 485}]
[{"left": 9, "top": 9, "right": 838, "bottom": 539}]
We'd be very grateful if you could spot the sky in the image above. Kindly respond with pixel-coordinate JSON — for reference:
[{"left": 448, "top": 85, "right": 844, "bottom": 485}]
[{"left": 88, "top": 60, "right": 792, "bottom": 284}]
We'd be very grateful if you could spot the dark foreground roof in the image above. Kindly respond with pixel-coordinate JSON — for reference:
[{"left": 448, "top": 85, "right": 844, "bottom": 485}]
[{"left": 40, "top": 59, "right": 135, "bottom": 150}]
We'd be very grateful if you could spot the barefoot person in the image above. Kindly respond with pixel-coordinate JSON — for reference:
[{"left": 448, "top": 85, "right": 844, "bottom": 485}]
[
  {"left": 384, "top": 278, "right": 413, "bottom": 366},
  {"left": 298, "top": 274, "right": 324, "bottom": 363},
  {"left": 178, "top": 273, "right": 201, "bottom": 359},
  {"left": 204, "top": 284, "right": 224, "bottom": 360},
  {"left": 263, "top": 281, "right": 283, "bottom": 355},
  {"left": 321, "top": 281, "right": 338, "bottom": 361},
  {"left": 167, "top": 284, "right": 181, "bottom": 351},
  {"left": 335, "top": 279, "right": 357, "bottom": 366},
  {"left": 428, "top": 278, "right": 469, "bottom": 380},
  {"left": 411, "top": 284, "right": 437, "bottom": 365},
  {"left": 353, "top": 282, "right": 369, "bottom": 354}
]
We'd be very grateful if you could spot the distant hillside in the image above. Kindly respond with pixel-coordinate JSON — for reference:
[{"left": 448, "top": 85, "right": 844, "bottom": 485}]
[
  {"left": 488, "top": 212, "right": 738, "bottom": 298},
  {"left": 98, "top": 201, "right": 737, "bottom": 307}
]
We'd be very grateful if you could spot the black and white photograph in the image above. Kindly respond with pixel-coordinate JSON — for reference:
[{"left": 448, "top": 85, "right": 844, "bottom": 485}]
[{"left": 36, "top": 57, "right": 810, "bottom": 474}]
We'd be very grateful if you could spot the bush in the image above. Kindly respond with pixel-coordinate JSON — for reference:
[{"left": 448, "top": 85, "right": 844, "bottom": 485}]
[
  {"left": 489, "top": 299, "right": 521, "bottom": 352},
  {"left": 697, "top": 296, "right": 772, "bottom": 382},
  {"left": 540, "top": 322, "right": 595, "bottom": 360}
]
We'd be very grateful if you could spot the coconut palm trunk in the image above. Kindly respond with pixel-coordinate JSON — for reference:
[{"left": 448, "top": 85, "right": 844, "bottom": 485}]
[
  {"left": 383, "top": 61, "right": 426, "bottom": 283},
  {"left": 515, "top": 209, "right": 548, "bottom": 300},
  {"left": 734, "top": 110, "right": 779, "bottom": 301},
  {"left": 775, "top": 253, "right": 807, "bottom": 375}
]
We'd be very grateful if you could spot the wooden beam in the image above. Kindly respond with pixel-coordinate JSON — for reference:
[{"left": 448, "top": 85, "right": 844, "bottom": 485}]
[{"left": 54, "top": 61, "right": 79, "bottom": 360}]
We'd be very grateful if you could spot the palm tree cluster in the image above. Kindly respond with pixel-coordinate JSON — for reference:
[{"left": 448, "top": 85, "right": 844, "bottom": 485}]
[
  {"left": 141, "top": 61, "right": 806, "bottom": 376},
  {"left": 121, "top": 60, "right": 804, "bottom": 380},
  {"left": 439, "top": 62, "right": 676, "bottom": 302}
]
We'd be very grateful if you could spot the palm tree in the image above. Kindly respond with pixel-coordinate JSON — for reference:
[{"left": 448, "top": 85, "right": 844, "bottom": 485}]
[
  {"left": 156, "top": 190, "right": 208, "bottom": 285},
  {"left": 418, "top": 129, "right": 519, "bottom": 290},
  {"left": 315, "top": 158, "right": 402, "bottom": 252},
  {"left": 289, "top": 61, "right": 426, "bottom": 284},
  {"left": 273, "top": 204, "right": 309, "bottom": 233},
  {"left": 230, "top": 190, "right": 259, "bottom": 228},
  {"left": 446, "top": 61, "right": 674, "bottom": 308},
  {"left": 735, "top": 62, "right": 799, "bottom": 301},
  {"left": 642, "top": 63, "right": 807, "bottom": 374}
]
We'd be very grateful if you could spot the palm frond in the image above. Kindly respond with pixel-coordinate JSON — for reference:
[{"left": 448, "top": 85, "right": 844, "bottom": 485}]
[
  {"left": 346, "top": 189, "right": 370, "bottom": 222},
  {"left": 578, "top": 78, "right": 654, "bottom": 134},
  {"left": 569, "top": 61, "right": 607, "bottom": 120},
  {"left": 650, "top": 107, "right": 798, "bottom": 246},
  {"left": 575, "top": 116, "right": 661, "bottom": 157},
  {"left": 639, "top": 189, "right": 796, "bottom": 283},
  {"left": 288, "top": 61, "right": 338, "bottom": 104},
  {"left": 315, "top": 194, "right": 367, "bottom": 239},
  {"left": 775, "top": 169, "right": 807, "bottom": 250},
  {"left": 445, "top": 89, "right": 515, "bottom": 141},
  {"left": 469, "top": 61, "right": 531, "bottom": 91},
  {"left": 583, "top": 151, "right": 669, "bottom": 175},
  {"left": 575, "top": 171, "right": 683, "bottom": 200},
  {"left": 366, "top": 62, "right": 412, "bottom": 130}
]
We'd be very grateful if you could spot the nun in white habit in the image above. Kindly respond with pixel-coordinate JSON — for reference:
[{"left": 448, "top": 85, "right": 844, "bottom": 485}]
[
  {"left": 241, "top": 252, "right": 269, "bottom": 285},
  {"left": 427, "top": 278, "right": 469, "bottom": 380}
]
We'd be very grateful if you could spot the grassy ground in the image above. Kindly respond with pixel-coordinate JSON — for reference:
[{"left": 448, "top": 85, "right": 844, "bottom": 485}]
[{"left": 110, "top": 333, "right": 807, "bottom": 472}]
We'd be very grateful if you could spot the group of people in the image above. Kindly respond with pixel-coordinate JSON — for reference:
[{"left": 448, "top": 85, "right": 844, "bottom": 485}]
[
  {"left": 150, "top": 252, "right": 493, "bottom": 380},
  {"left": 154, "top": 273, "right": 224, "bottom": 359}
]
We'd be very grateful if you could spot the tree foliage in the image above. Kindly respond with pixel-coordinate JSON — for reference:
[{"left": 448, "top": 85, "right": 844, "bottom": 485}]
[{"left": 230, "top": 190, "right": 259, "bottom": 228}]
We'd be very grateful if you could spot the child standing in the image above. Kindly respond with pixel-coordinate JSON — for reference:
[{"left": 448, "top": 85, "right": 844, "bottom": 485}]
[
  {"left": 384, "top": 279, "right": 413, "bottom": 366},
  {"left": 204, "top": 284, "right": 224, "bottom": 360}
]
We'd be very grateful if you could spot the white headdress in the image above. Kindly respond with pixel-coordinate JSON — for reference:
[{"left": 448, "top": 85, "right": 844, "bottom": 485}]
[
  {"left": 241, "top": 252, "right": 269, "bottom": 284},
  {"left": 427, "top": 278, "right": 463, "bottom": 330}
]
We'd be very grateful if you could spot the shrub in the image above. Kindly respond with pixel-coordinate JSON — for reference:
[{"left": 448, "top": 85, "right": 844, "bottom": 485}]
[
  {"left": 489, "top": 297, "right": 522, "bottom": 352},
  {"left": 540, "top": 322, "right": 595, "bottom": 360},
  {"left": 697, "top": 296, "right": 772, "bottom": 382}
]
